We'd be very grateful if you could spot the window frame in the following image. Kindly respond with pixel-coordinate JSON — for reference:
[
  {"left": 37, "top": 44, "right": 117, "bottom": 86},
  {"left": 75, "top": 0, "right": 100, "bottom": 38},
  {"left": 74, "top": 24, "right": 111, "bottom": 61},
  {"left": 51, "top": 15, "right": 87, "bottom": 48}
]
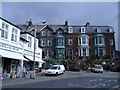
[
  {"left": 68, "top": 39, "right": 73, "bottom": 45},
  {"left": 47, "top": 30, "right": 52, "bottom": 36},
  {"left": 41, "top": 39, "right": 46, "bottom": 46},
  {"left": 68, "top": 27, "right": 73, "bottom": 33},
  {"left": 41, "top": 30, "right": 46, "bottom": 36},
  {"left": 82, "top": 36, "right": 87, "bottom": 44},
  {"left": 1, "top": 22, "right": 9, "bottom": 39},
  {"left": 28, "top": 36, "right": 32, "bottom": 48},
  {"left": 47, "top": 39, "right": 52, "bottom": 46},
  {"left": 110, "top": 39, "right": 113, "bottom": 45},
  {"left": 82, "top": 48, "right": 87, "bottom": 57},
  {"left": 58, "top": 30, "right": 63, "bottom": 35},
  {"left": 81, "top": 27, "right": 85, "bottom": 33},
  {"left": 11, "top": 28, "right": 18, "bottom": 42}
]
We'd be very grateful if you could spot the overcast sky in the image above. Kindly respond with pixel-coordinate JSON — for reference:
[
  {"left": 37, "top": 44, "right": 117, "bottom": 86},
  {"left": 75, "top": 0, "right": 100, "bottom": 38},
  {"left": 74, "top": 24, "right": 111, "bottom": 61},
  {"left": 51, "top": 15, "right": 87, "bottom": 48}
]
[{"left": 1, "top": 2, "right": 119, "bottom": 50}]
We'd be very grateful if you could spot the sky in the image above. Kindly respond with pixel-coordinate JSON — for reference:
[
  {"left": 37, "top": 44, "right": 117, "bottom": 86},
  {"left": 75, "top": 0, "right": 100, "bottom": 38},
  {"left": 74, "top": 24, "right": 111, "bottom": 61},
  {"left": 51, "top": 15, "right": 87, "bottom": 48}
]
[{"left": 1, "top": 2, "right": 119, "bottom": 50}]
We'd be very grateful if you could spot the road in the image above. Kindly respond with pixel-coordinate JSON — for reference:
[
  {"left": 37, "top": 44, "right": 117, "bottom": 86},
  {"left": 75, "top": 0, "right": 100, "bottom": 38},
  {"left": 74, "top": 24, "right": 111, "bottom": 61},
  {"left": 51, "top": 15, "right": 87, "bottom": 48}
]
[{"left": 2, "top": 71, "right": 120, "bottom": 89}]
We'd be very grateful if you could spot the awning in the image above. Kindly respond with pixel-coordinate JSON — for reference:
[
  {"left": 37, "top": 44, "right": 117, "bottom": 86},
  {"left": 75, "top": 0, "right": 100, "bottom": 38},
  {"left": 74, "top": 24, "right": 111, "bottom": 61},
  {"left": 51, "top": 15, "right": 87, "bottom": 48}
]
[
  {"left": 24, "top": 55, "right": 45, "bottom": 63},
  {"left": 0, "top": 49, "right": 28, "bottom": 61}
]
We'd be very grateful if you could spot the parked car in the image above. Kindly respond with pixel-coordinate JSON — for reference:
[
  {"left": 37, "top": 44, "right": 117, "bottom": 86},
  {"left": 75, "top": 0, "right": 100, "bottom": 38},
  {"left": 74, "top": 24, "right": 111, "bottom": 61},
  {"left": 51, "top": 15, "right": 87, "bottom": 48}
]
[
  {"left": 69, "top": 65, "right": 80, "bottom": 72},
  {"left": 45, "top": 65, "right": 65, "bottom": 76},
  {"left": 91, "top": 64, "right": 103, "bottom": 73}
]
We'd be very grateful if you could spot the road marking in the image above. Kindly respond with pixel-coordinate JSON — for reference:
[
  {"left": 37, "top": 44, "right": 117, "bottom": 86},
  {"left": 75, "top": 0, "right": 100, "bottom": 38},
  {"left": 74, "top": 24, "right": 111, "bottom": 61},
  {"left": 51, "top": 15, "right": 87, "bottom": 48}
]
[{"left": 112, "top": 85, "right": 120, "bottom": 89}]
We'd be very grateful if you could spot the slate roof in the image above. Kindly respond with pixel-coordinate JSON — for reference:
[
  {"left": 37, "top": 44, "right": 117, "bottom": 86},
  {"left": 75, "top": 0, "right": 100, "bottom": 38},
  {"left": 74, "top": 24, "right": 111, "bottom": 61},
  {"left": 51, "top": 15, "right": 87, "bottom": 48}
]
[
  {"left": 17, "top": 24, "right": 67, "bottom": 33},
  {"left": 17, "top": 23, "right": 114, "bottom": 34}
]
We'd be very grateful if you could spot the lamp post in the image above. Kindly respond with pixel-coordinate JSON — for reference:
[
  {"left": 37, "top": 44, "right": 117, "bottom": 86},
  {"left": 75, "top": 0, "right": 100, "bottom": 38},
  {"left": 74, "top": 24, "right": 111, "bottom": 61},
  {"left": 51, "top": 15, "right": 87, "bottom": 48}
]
[
  {"left": 30, "top": 24, "right": 37, "bottom": 79},
  {"left": 30, "top": 20, "right": 46, "bottom": 78}
]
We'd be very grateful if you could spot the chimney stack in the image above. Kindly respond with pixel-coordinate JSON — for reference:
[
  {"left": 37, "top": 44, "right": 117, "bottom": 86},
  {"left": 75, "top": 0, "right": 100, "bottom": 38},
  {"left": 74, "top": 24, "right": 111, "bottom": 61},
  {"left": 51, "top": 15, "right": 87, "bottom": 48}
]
[
  {"left": 65, "top": 20, "right": 68, "bottom": 26},
  {"left": 85, "top": 22, "right": 90, "bottom": 27}
]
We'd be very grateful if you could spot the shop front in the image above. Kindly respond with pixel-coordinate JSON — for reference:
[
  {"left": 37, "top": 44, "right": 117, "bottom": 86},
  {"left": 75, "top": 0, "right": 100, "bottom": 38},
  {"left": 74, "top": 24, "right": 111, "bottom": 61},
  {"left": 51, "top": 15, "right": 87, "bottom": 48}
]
[
  {"left": 24, "top": 55, "right": 44, "bottom": 73},
  {"left": 0, "top": 49, "right": 27, "bottom": 79}
]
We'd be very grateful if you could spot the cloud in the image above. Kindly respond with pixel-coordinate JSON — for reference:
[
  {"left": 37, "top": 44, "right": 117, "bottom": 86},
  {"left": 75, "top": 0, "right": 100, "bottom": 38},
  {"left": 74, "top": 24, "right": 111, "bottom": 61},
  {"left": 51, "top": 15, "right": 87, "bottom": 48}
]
[{"left": 2, "top": 2, "right": 119, "bottom": 49}]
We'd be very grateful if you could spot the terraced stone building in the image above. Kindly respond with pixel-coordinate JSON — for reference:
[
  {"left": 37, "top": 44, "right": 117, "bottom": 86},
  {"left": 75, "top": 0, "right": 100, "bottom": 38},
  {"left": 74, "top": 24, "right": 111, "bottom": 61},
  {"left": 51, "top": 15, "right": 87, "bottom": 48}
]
[{"left": 18, "top": 21, "right": 115, "bottom": 66}]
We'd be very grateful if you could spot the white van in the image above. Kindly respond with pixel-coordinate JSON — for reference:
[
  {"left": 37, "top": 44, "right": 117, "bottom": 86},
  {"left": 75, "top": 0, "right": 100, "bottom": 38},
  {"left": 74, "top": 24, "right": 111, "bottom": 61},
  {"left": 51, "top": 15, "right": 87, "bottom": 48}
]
[
  {"left": 91, "top": 64, "right": 103, "bottom": 73},
  {"left": 45, "top": 65, "right": 65, "bottom": 75}
]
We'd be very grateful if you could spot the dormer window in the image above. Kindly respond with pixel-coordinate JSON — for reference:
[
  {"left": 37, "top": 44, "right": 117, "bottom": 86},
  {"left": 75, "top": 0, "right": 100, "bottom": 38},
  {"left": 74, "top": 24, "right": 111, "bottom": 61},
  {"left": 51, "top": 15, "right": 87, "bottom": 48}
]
[
  {"left": 81, "top": 27, "right": 85, "bottom": 33},
  {"left": 41, "top": 30, "right": 46, "bottom": 36},
  {"left": 110, "top": 39, "right": 113, "bottom": 45},
  {"left": 109, "top": 27, "right": 113, "bottom": 32},
  {"left": 58, "top": 30, "right": 63, "bottom": 35},
  {"left": 106, "top": 28, "right": 110, "bottom": 32},
  {"left": 68, "top": 27, "right": 73, "bottom": 33},
  {"left": 48, "top": 30, "right": 52, "bottom": 36},
  {"left": 96, "top": 28, "right": 101, "bottom": 33}
]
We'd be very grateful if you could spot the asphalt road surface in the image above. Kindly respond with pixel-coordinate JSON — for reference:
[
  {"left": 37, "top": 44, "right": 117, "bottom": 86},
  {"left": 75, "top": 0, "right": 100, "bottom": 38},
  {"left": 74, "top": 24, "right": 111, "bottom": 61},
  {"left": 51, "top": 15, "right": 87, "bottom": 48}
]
[{"left": 2, "top": 71, "right": 120, "bottom": 89}]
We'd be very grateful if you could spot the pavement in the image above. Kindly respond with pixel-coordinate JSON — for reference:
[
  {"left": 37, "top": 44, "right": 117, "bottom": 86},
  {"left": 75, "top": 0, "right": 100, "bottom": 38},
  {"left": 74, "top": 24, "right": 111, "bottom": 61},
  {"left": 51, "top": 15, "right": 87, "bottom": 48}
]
[{"left": 2, "top": 70, "right": 46, "bottom": 87}]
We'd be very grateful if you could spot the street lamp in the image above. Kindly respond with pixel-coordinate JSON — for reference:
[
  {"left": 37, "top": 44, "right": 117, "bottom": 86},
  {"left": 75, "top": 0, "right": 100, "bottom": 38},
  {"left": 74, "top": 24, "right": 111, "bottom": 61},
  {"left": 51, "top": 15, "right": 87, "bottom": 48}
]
[
  {"left": 28, "top": 20, "right": 46, "bottom": 79},
  {"left": 30, "top": 24, "right": 37, "bottom": 79},
  {"left": 32, "top": 23, "right": 44, "bottom": 78},
  {"left": 30, "top": 23, "right": 40, "bottom": 79}
]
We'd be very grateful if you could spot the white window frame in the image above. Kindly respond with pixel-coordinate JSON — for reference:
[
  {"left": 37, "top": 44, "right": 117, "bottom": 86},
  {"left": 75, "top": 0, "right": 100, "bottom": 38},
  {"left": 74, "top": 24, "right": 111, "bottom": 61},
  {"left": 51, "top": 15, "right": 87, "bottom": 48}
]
[
  {"left": 68, "top": 39, "right": 73, "bottom": 45},
  {"left": 28, "top": 36, "right": 32, "bottom": 48},
  {"left": 81, "top": 27, "right": 85, "bottom": 33},
  {"left": 82, "top": 48, "right": 86, "bottom": 57},
  {"left": 41, "top": 30, "right": 46, "bottom": 36},
  {"left": 47, "top": 30, "right": 52, "bottom": 36},
  {"left": 1, "top": 22, "right": 9, "bottom": 39},
  {"left": 81, "top": 48, "right": 89, "bottom": 57},
  {"left": 81, "top": 36, "right": 87, "bottom": 45},
  {"left": 109, "top": 27, "right": 113, "bottom": 32},
  {"left": 96, "top": 28, "right": 101, "bottom": 33},
  {"left": 58, "top": 30, "right": 63, "bottom": 35},
  {"left": 68, "top": 27, "right": 73, "bottom": 33},
  {"left": 58, "top": 49, "right": 62, "bottom": 57},
  {"left": 41, "top": 39, "right": 46, "bottom": 46},
  {"left": 98, "top": 36, "right": 104, "bottom": 45},
  {"left": 110, "top": 39, "right": 113, "bottom": 45},
  {"left": 11, "top": 28, "right": 18, "bottom": 42},
  {"left": 98, "top": 48, "right": 105, "bottom": 56},
  {"left": 58, "top": 39, "right": 62, "bottom": 46},
  {"left": 47, "top": 39, "right": 52, "bottom": 46}
]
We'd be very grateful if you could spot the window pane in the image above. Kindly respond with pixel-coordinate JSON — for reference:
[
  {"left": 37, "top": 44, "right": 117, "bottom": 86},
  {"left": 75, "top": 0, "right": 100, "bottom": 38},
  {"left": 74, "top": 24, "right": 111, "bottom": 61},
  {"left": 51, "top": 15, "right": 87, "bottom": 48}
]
[
  {"left": 82, "top": 37, "right": 86, "bottom": 44},
  {"left": 6, "top": 25, "right": 8, "bottom": 30},
  {"left": 98, "top": 36, "right": 104, "bottom": 44},
  {"left": 68, "top": 39, "right": 73, "bottom": 45},
  {"left": 58, "top": 30, "right": 62, "bottom": 35},
  {"left": 11, "top": 34, "right": 14, "bottom": 41},
  {"left": 1, "top": 30, "right": 4, "bottom": 37},
  {"left": 110, "top": 39, "right": 113, "bottom": 45},
  {"left": 11, "top": 28, "right": 18, "bottom": 42},
  {"left": 5, "top": 31, "right": 8, "bottom": 39},
  {"left": 28, "top": 36, "right": 32, "bottom": 47},
  {"left": 83, "top": 48, "right": 86, "bottom": 56},
  {"left": 2, "top": 23, "right": 5, "bottom": 29}
]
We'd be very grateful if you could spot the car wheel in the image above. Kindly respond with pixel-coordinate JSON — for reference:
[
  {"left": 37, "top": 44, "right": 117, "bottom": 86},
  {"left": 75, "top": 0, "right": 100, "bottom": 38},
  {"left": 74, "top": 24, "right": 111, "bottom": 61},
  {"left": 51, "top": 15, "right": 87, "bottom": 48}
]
[{"left": 55, "top": 72, "right": 58, "bottom": 76}]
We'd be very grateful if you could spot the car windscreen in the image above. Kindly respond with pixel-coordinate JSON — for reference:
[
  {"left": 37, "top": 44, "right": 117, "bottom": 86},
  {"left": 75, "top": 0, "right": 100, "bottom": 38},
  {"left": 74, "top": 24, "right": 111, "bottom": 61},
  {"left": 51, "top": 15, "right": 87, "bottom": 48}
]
[
  {"left": 49, "top": 66, "right": 58, "bottom": 69},
  {"left": 95, "top": 66, "right": 102, "bottom": 69}
]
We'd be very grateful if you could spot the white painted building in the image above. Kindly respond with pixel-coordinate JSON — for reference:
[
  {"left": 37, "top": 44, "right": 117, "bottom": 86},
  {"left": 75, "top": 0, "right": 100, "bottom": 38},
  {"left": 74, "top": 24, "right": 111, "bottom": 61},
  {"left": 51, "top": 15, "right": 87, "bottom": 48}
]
[
  {"left": 20, "top": 32, "right": 44, "bottom": 69},
  {"left": 0, "top": 17, "right": 44, "bottom": 78}
]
